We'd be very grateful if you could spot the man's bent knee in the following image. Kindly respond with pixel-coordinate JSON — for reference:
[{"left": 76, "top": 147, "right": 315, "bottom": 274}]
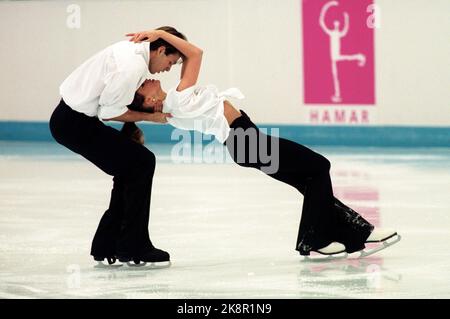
[{"left": 128, "top": 148, "right": 156, "bottom": 179}]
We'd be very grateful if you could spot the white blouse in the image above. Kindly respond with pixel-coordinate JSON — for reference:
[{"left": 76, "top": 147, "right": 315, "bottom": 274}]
[
  {"left": 60, "top": 41, "right": 151, "bottom": 120},
  {"left": 162, "top": 84, "right": 245, "bottom": 143}
]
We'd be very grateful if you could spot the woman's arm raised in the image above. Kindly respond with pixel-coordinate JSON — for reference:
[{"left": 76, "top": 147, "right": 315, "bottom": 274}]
[{"left": 126, "top": 29, "right": 203, "bottom": 91}]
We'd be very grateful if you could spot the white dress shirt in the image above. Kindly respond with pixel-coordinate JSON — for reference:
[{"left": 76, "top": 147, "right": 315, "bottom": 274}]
[
  {"left": 60, "top": 41, "right": 151, "bottom": 120},
  {"left": 163, "top": 84, "right": 245, "bottom": 143}
]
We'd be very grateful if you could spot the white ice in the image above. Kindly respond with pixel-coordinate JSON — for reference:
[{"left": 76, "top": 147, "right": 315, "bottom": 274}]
[{"left": 0, "top": 142, "right": 449, "bottom": 298}]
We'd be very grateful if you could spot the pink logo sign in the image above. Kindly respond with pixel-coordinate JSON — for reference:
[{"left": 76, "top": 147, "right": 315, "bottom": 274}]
[{"left": 302, "top": 0, "right": 375, "bottom": 105}]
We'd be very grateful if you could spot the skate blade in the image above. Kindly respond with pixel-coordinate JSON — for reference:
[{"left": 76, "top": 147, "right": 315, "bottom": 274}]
[
  {"left": 94, "top": 261, "right": 123, "bottom": 269},
  {"left": 125, "top": 261, "right": 172, "bottom": 269},
  {"left": 358, "top": 234, "right": 401, "bottom": 258},
  {"left": 302, "top": 252, "right": 348, "bottom": 263}
]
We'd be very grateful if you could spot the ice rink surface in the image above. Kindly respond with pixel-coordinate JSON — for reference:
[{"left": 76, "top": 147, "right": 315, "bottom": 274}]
[{"left": 0, "top": 141, "right": 449, "bottom": 299}]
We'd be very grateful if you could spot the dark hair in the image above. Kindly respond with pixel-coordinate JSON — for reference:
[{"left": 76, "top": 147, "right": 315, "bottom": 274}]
[
  {"left": 127, "top": 92, "right": 153, "bottom": 113},
  {"left": 150, "top": 26, "right": 187, "bottom": 59}
]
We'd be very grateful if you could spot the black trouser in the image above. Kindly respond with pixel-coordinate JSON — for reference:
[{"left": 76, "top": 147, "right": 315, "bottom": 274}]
[
  {"left": 225, "top": 110, "right": 374, "bottom": 254},
  {"left": 49, "top": 100, "right": 156, "bottom": 258}
]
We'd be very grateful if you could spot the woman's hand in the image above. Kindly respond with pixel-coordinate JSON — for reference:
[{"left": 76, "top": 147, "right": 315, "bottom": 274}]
[{"left": 125, "top": 30, "right": 162, "bottom": 43}]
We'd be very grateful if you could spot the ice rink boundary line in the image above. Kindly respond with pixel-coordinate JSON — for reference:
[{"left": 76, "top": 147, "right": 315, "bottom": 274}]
[{"left": 0, "top": 121, "right": 449, "bottom": 147}]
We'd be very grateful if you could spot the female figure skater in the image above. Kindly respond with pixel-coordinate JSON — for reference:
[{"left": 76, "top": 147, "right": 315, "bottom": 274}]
[
  {"left": 49, "top": 27, "right": 193, "bottom": 266},
  {"left": 123, "top": 30, "right": 400, "bottom": 258}
]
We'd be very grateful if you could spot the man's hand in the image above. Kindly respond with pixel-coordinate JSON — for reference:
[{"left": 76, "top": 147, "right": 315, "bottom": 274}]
[
  {"left": 148, "top": 112, "right": 172, "bottom": 124},
  {"left": 152, "top": 101, "right": 164, "bottom": 113},
  {"left": 125, "top": 30, "right": 162, "bottom": 43}
]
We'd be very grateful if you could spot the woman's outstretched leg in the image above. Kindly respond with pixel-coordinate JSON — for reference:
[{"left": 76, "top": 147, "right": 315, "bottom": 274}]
[{"left": 223, "top": 104, "right": 373, "bottom": 254}]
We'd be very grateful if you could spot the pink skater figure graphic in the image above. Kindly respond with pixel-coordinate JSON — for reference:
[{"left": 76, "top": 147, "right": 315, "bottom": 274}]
[{"left": 319, "top": 1, "right": 366, "bottom": 103}]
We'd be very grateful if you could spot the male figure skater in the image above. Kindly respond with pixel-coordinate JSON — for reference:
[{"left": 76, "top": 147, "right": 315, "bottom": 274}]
[{"left": 49, "top": 26, "right": 191, "bottom": 266}]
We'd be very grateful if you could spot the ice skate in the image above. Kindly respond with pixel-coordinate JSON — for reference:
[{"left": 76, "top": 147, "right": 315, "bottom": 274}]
[
  {"left": 356, "top": 229, "right": 401, "bottom": 258},
  {"left": 301, "top": 242, "right": 348, "bottom": 262},
  {"left": 118, "top": 247, "right": 172, "bottom": 269},
  {"left": 93, "top": 255, "right": 123, "bottom": 268}
]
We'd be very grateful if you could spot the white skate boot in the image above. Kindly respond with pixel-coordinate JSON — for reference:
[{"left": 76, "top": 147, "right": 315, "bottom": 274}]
[
  {"left": 357, "top": 229, "right": 401, "bottom": 258},
  {"left": 317, "top": 242, "right": 346, "bottom": 255},
  {"left": 303, "top": 242, "right": 348, "bottom": 262}
]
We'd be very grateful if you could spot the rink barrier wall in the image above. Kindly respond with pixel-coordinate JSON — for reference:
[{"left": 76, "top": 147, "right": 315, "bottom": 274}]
[{"left": 0, "top": 121, "right": 449, "bottom": 147}]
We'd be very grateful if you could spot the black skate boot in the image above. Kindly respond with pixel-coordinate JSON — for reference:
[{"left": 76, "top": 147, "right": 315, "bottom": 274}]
[
  {"left": 93, "top": 255, "right": 120, "bottom": 268},
  {"left": 136, "top": 247, "right": 170, "bottom": 263},
  {"left": 92, "top": 247, "right": 122, "bottom": 268},
  {"left": 91, "top": 246, "right": 120, "bottom": 267},
  {"left": 117, "top": 247, "right": 171, "bottom": 268}
]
